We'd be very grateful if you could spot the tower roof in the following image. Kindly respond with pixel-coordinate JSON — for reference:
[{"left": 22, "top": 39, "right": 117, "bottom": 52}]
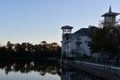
[
  {"left": 102, "top": 6, "right": 120, "bottom": 17},
  {"left": 109, "top": 6, "right": 112, "bottom": 13},
  {"left": 61, "top": 25, "right": 73, "bottom": 29}
]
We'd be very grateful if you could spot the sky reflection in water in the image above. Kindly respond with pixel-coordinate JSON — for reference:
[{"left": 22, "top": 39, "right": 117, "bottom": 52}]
[{"left": 0, "top": 70, "right": 60, "bottom": 80}]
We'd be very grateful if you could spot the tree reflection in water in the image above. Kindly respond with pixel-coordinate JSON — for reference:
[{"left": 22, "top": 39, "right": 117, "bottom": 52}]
[{"left": 0, "top": 60, "right": 61, "bottom": 76}]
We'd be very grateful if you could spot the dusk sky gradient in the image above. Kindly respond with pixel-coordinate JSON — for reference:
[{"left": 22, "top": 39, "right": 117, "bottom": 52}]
[{"left": 0, "top": 0, "right": 120, "bottom": 45}]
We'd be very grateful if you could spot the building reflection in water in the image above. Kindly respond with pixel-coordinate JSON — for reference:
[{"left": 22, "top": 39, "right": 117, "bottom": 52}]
[{"left": 61, "top": 64, "right": 103, "bottom": 80}]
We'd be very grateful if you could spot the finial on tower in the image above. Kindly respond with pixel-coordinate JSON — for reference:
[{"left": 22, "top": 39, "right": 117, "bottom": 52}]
[{"left": 109, "top": 6, "right": 112, "bottom": 13}]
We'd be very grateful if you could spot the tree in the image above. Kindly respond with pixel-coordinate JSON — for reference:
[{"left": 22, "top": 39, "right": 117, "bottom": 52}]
[
  {"left": 89, "top": 27, "right": 120, "bottom": 59},
  {"left": 6, "top": 41, "right": 14, "bottom": 53},
  {"left": 41, "top": 41, "right": 47, "bottom": 45},
  {"left": 0, "top": 41, "right": 61, "bottom": 60}
]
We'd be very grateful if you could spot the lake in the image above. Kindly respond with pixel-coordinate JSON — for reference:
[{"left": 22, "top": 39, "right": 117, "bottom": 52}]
[{"left": 0, "top": 60, "right": 103, "bottom": 80}]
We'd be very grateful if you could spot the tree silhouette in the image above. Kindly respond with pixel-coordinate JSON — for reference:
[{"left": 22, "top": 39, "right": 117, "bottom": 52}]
[
  {"left": 0, "top": 41, "right": 61, "bottom": 60},
  {"left": 89, "top": 27, "right": 120, "bottom": 59}
]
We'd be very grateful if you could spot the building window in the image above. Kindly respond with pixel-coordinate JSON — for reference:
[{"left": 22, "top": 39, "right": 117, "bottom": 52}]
[
  {"left": 75, "top": 41, "right": 81, "bottom": 49},
  {"left": 84, "top": 41, "right": 88, "bottom": 43}
]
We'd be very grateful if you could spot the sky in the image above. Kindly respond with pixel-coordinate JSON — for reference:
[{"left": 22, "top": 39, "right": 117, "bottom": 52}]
[{"left": 0, "top": 0, "right": 120, "bottom": 45}]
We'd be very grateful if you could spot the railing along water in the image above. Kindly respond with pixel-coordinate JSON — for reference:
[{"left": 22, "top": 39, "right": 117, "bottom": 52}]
[{"left": 66, "top": 60, "right": 120, "bottom": 80}]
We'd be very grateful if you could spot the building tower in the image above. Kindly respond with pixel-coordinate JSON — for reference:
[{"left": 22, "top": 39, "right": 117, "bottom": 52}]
[
  {"left": 61, "top": 25, "right": 73, "bottom": 57},
  {"left": 102, "top": 6, "right": 120, "bottom": 27}
]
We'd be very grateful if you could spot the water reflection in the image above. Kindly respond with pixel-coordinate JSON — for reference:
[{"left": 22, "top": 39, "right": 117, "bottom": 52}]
[
  {"left": 0, "top": 60, "right": 61, "bottom": 76},
  {"left": 61, "top": 64, "right": 103, "bottom": 80},
  {"left": 0, "top": 60, "right": 104, "bottom": 80}
]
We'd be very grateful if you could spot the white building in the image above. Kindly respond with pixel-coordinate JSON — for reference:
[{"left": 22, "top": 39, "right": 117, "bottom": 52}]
[
  {"left": 61, "top": 6, "right": 120, "bottom": 59},
  {"left": 61, "top": 25, "right": 97, "bottom": 58}
]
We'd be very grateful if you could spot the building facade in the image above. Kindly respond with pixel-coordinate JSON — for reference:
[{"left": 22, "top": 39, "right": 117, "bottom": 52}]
[
  {"left": 61, "top": 6, "right": 120, "bottom": 59},
  {"left": 61, "top": 25, "right": 96, "bottom": 58}
]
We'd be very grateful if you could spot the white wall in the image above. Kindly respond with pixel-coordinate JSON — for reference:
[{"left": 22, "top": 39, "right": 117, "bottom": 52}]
[
  {"left": 69, "top": 36, "right": 91, "bottom": 56},
  {"left": 62, "top": 34, "right": 92, "bottom": 57},
  {"left": 80, "top": 36, "right": 91, "bottom": 56}
]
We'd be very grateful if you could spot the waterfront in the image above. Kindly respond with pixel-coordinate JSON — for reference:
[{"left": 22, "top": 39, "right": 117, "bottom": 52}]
[
  {"left": 61, "top": 64, "right": 104, "bottom": 80},
  {"left": 0, "top": 60, "right": 105, "bottom": 80},
  {"left": 0, "top": 60, "right": 61, "bottom": 80}
]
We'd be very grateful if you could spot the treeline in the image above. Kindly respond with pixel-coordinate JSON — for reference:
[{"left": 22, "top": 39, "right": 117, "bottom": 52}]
[{"left": 0, "top": 41, "right": 61, "bottom": 60}]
